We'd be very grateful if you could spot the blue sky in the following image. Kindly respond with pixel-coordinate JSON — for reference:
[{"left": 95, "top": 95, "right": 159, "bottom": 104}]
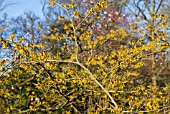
[{"left": 2, "top": 0, "right": 44, "bottom": 18}]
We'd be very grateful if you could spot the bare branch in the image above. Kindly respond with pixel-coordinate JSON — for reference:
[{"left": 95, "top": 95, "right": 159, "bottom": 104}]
[
  {"left": 155, "top": 0, "right": 164, "bottom": 14},
  {"left": 144, "top": 0, "right": 152, "bottom": 16},
  {"left": 0, "top": 0, "right": 17, "bottom": 13},
  {"left": 152, "top": 0, "right": 156, "bottom": 13},
  {"left": 133, "top": 0, "right": 149, "bottom": 22}
]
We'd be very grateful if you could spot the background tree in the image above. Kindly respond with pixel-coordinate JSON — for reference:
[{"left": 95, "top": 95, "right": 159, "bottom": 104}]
[
  {"left": 0, "top": 0, "right": 16, "bottom": 59},
  {"left": 122, "top": 0, "right": 170, "bottom": 90}
]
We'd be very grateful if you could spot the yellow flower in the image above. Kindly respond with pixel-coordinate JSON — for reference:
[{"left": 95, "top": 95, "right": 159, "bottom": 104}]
[
  {"left": 19, "top": 37, "right": 25, "bottom": 42},
  {"left": 162, "top": 87, "right": 168, "bottom": 92},
  {"left": 71, "top": 3, "right": 75, "bottom": 9},
  {"left": 42, "top": 34, "right": 47, "bottom": 38},
  {"left": 94, "top": 2, "right": 102, "bottom": 12},
  {"left": 153, "top": 14, "right": 160, "bottom": 19},
  {"left": 64, "top": 24, "right": 69, "bottom": 30},
  {"left": 29, "top": 105, "right": 34, "bottom": 110},
  {"left": 6, "top": 108, "right": 10, "bottom": 113},
  {"left": 37, "top": 26, "right": 42, "bottom": 29},
  {"left": 63, "top": 4, "right": 70, "bottom": 9},
  {"left": 158, "top": 31, "right": 165, "bottom": 37},
  {"left": 10, "top": 33, "right": 15, "bottom": 40},
  {"left": 19, "top": 49, "right": 25, "bottom": 54},
  {"left": 0, "top": 28, "right": 2, "bottom": 32},
  {"left": 32, "top": 91, "right": 35, "bottom": 95},
  {"left": 48, "top": 0, "right": 56, "bottom": 6},
  {"left": 161, "top": 21, "right": 168, "bottom": 28},
  {"left": 74, "top": 11, "right": 81, "bottom": 18},
  {"left": 160, "top": 14, "right": 167, "bottom": 20},
  {"left": 58, "top": 16, "right": 65, "bottom": 20},
  {"left": 131, "top": 71, "right": 139, "bottom": 76},
  {"left": 86, "top": 8, "right": 94, "bottom": 15}
]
